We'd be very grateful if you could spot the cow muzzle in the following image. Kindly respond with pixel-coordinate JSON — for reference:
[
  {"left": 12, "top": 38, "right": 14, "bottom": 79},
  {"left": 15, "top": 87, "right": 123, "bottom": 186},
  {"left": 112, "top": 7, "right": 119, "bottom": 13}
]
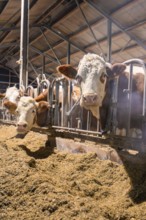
[
  {"left": 16, "top": 122, "right": 28, "bottom": 134},
  {"left": 80, "top": 94, "right": 98, "bottom": 106}
]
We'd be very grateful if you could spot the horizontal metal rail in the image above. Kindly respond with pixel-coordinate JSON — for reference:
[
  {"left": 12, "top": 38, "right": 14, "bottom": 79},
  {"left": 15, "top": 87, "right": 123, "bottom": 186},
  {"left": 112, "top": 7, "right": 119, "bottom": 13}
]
[
  {"left": 0, "top": 119, "right": 143, "bottom": 152},
  {"left": 52, "top": 125, "right": 102, "bottom": 136}
]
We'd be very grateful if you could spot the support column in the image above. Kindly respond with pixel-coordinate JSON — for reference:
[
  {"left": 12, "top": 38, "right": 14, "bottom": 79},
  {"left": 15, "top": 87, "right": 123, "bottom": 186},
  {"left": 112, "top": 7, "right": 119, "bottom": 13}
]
[
  {"left": 107, "top": 19, "right": 112, "bottom": 62},
  {"left": 67, "top": 43, "right": 72, "bottom": 127},
  {"left": 19, "top": 0, "right": 29, "bottom": 88},
  {"left": 42, "top": 55, "right": 45, "bottom": 78}
]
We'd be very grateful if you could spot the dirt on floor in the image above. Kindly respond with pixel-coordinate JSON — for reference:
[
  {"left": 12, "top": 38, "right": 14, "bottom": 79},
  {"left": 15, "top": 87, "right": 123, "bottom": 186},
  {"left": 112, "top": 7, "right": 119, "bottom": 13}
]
[{"left": 0, "top": 125, "right": 146, "bottom": 220}]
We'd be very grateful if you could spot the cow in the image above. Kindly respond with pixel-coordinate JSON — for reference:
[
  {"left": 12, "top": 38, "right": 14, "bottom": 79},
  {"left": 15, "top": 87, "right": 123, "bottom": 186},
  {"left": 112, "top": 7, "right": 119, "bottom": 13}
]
[
  {"left": 2, "top": 86, "right": 48, "bottom": 114},
  {"left": 57, "top": 53, "right": 145, "bottom": 139},
  {"left": 57, "top": 54, "right": 110, "bottom": 119},
  {"left": 0, "top": 86, "right": 50, "bottom": 134},
  {"left": 57, "top": 53, "right": 116, "bottom": 131},
  {"left": 2, "top": 86, "right": 23, "bottom": 114},
  {"left": 15, "top": 96, "right": 50, "bottom": 134}
]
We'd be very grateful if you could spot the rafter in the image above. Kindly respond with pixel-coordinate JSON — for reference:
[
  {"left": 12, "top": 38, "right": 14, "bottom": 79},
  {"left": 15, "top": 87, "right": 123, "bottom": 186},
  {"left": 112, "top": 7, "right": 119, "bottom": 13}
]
[{"left": 85, "top": 0, "right": 146, "bottom": 51}]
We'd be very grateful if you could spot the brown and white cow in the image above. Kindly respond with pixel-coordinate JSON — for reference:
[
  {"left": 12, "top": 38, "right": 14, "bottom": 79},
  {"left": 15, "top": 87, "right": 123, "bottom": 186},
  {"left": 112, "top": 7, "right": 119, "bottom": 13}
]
[
  {"left": 2, "top": 86, "right": 24, "bottom": 114},
  {"left": 1, "top": 86, "right": 50, "bottom": 134},
  {"left": 57, "top": 53, "right": 145, "bottom": 138},
  {"left": 15, "top": 96, "right": 50, "bottom": 134},
  {"left": 57, "top": 53, "right": 109, "bottom": 119}
]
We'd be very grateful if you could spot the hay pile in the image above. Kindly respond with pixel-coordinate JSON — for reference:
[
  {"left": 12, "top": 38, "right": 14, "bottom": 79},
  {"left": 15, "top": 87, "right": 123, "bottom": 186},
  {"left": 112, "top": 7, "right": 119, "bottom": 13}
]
[{"left": 0, "top": 125, "right": 146, "bottom": 220}]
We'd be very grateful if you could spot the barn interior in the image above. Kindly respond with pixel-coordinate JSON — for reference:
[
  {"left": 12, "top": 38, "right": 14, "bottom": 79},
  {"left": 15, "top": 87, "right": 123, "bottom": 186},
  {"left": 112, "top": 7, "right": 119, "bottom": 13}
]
[
  {"left": 1, "top": 1, "right": 146, "bottom": 219},
  {"left": 0, "top": 0, "right": 146, "bottom": 91}
]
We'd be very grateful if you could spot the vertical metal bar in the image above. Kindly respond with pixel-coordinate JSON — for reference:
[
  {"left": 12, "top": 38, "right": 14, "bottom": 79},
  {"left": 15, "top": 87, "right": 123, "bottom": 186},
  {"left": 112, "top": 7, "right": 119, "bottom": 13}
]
[
  {"left": 87, "top": 111, "right": 91, "bottom": 130},
  {"left": 142, "top": 63, "right": 146, "bottom": 144},
  {"left": 42, "top": 55, "right": 45, "bottom": 76},
  {"left": 20, "top": 0, "right": 29, "bottom": 88},
  {"left": 61, "top": 80, "right": 68, "bottom": 127},
  {"left": 67, "top": 43, "right": 73, "bottom": 128},
  {"left": 67, "top": 43, "right": 71, "bottom": 64},
  {"left": 107, "top": 19, "right": 112, "bottom": 62},
  {"left": 54, "top": 81, "right": 60, "bottom": 126},
  {"left": 142, "top": 63, "right": 146, "bottom": 116},
  {"left": 49, "top": 79, "right": 56, "bottom": 125},
  {"left": 9, "top": 70, "right": 11, "bottom": 86},
  {"left": 127, "top": 64, "right": 133, "bottom": 136},
  {"left": 111, "top": 78, "right": 118, "bottom": 134}
]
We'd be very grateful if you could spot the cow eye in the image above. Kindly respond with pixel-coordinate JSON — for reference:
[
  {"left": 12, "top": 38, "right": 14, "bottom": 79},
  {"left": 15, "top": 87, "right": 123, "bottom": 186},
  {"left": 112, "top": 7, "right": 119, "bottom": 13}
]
[
  {"left": 100, "top": 72, "right": 107, "bottom": 83},
  {"left": 16, "top": 96, "right": 21, "bottom": 101},
  {"left": 15, "top": 110, "right": 19, "bottom": 115},
  {"left": 3, "top": 97, "right": 8, "bottom": 102},
  {"left": 32, "top": 109, "right": 36, "bottom": 114},
  {"left": 75, "top": 75, "right": 82, "bottom": 85}
]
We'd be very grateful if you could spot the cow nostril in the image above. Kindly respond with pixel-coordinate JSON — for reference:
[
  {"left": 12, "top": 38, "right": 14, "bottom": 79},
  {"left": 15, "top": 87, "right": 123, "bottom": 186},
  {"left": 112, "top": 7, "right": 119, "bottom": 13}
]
[
  {"left": 83, "top": 96, "right": 87, "bottom": 102},
  {"left": 93, "top": 96, "right": 97, "bottom": 102},
  {"left": 23, "top": 124, "right": 27, "bottom": 128},
  {"left": 17, "top": 123, "right": 27, "bottom": 128}
]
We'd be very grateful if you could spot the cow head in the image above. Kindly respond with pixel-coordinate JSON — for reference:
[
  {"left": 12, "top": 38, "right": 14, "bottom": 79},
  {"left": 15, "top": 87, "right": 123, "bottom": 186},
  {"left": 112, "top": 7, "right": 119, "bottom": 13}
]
[
  {"left": 16, "top": 96, "right": 50, "bottom": 134},
  {"left": 57, "top": 53, "right": 108, "bottom": 118},
  {"left": 57, "top": 53, "right": 127, "bottom": 119}
]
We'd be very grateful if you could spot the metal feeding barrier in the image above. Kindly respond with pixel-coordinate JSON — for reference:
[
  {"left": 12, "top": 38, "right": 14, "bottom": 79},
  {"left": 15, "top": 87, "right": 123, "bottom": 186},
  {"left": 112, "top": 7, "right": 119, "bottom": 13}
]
[
  {"left": 110, "top": 59, "right": 146, "bottom": 139},
  {"left": 0, "top": 59, "right": 146, "bottom": 153}
]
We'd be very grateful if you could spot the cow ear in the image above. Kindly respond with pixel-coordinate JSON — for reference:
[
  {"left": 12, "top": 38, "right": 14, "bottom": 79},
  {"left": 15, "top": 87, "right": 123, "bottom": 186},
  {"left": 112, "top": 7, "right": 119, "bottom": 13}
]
[
  {"left": 106, "top": 63, "right": 126, "bottom": 79},
  {"left": 111, "top": 63, "right": 127, "bottom": 76},
  {"left": 56, "top": 64, "right": 77, "bottom": 79},
  {"left": 3, "top": 100, "right": 17, "bottom": 114},
  {"left": 0, "top": 93, "right": 5, "bottom": 98},
  {"left": 36, "top": 101, "right": 50, "bottom": 113}
]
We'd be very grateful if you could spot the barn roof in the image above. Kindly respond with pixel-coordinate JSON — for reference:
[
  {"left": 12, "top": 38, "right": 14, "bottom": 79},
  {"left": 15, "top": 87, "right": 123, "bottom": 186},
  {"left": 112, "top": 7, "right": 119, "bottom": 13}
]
[{"left": 0, "top": 0, "right": 146, "bottom": 87}]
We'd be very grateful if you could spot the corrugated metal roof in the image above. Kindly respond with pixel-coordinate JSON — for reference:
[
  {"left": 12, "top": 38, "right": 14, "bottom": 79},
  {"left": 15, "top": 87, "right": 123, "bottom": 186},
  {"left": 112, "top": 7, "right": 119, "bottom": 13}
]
[{"left": 0, "top": 0, "right": 146, "bottom": 86}]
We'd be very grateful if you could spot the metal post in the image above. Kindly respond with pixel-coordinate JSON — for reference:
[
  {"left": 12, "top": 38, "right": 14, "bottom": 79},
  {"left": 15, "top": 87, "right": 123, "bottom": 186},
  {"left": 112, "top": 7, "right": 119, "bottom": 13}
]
[
  {"left": 19, "top": 0, "right": 29, "bottom": 88},
  {"left": 42, "top": 55, "right": 45, "bottom": 76},
  {"left": 54, "top": 81, "right": 60, "bottom": 126},
  {"left": 87, "top": 111, "right": 91, "bottom": 131},
  {"left": 67, "top": 43, "right": 70, "bottom": 64},
  {"left": 61, "top": 79, "right": 68, "bottom": 127},
  {"left": 111, "top": 78, "right": 118, "bottom": 134},
  {"left": 67, "top": 43, "right": 73, "bottom": 127},
  {"left": 9, "top": 70, "right": 11, "bottom": 86},
  {"left": 142, "top": 63, "right": 146, "bottom": 144},
  {"left": 127, "top": 64, "right": 133, "bottom": 136},
  {"left": 107, "top": 19, "right": 112, "bottom": 62},
  {"left": 142, "top": 63, "right": 146, "bottom": 117},
  {"left": 107, "top": 19, "right": 112, "bottom": 135}
]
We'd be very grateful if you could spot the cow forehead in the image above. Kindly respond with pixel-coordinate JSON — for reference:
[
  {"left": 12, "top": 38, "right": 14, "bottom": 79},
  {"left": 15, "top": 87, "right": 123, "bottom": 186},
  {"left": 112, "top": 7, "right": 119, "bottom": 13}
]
[
  {"left": 78, "top": 53, "right": 106, "bottom": 66},
  {"left": 78, "top": 53, "right": 106, "bottom": 76},
  {"left": 81, "top": 53, "right": 105, "bottom": 63},
  {"left": 18, "top": 97, "right": 37, "bottom": 109}
]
